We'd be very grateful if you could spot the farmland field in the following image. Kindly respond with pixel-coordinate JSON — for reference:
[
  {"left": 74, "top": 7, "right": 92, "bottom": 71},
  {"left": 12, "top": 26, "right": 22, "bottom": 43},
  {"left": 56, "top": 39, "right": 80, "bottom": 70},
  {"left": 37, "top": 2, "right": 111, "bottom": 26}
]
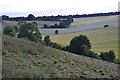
[
  {"left": 40, "top": 15, "right": 118, "bottom": 34},
  {"left": 44, "top": 26, "right": 119, "bottom": 59}
]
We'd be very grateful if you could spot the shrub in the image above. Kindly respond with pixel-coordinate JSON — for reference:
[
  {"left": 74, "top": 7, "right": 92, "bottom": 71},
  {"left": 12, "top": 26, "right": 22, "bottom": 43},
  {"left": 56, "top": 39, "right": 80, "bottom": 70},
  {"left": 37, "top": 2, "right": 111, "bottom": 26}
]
[
  {"left": 3, "top": 26, "right": 16, "bottom": 37},
  {"left": 68, "top": 35, "right": 91, "bottom": 55},
  {"left": 55, "top": 30, "right": 59, "bottom": 34},
  {"left": 44, "top": 35, "right": 51, "bottom": 46},
  {"left": 99, "top": 50, "right": 115, "bottom": 62},
  {"left": 18, "top": 22, "right": 42, "bottom": 42}
]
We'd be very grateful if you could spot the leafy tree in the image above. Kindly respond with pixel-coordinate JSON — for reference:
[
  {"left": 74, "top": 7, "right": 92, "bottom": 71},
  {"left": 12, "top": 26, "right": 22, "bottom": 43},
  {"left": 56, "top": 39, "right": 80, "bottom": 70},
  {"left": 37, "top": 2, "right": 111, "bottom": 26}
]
[
  {"left": 68, "top": 35, "right": 91, "bottom": 55},
  {"left": 104, "top": 25, "right": 109, "bottom": 28},
  {"left": 3, "top": 26, "right": 16, "bottom": 37},
  {"left": 18, "top": 21, "right": 27, "bottom": 26},
  {"left": 27, "top": 14, "right": 36, "bottom": 21},
  {"left": 2, "top": 15, "right": 9, "bottom": 20},
  {"left": 44, "top": 24, "right": 48, "bottom": 28},
  {"left": 44, "top": 36, "right": 51, "bottom": 46},
  {"left": 55, "top": 30, "right": 59, "bottom": 34},
  {"left": 99, "top": 50, "right": 115, "bottom": 62},
  {"left": 18, "top": 22, "right": 42, "bottom": 42},
  {"left": 13, "top": 26, "right": 19, "bottom": 33}
]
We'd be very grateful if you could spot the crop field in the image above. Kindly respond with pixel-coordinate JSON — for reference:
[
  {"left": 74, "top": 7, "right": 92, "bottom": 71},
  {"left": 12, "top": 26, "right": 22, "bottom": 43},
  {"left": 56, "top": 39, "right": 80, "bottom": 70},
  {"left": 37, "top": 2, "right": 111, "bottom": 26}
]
[
  {"left": 70, "top": 15, "right": 118, "bottom": 26},
  {"left": 40, "top": 15, "right": 118, "bottom": 34},
  {"left": 45, "top": 26, "right": 119, "bottom": 59},
  {"left": 2, "top": 21, "right": 59, "bottom": 29}
]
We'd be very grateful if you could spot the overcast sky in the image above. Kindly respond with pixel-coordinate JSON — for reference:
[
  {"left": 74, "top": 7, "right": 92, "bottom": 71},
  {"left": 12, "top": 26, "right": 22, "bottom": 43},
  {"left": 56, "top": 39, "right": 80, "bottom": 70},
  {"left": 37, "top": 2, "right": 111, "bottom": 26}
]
[{"left": 0, "top": 0, "right": 119, "bottom": 16}]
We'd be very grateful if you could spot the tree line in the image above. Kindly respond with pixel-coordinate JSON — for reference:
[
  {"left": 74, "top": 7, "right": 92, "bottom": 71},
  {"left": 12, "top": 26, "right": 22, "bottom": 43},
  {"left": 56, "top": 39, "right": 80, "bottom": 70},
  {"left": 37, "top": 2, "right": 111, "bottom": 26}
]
[
  {"left": 2, "top": 12, "right": 120, "bottom": 21},
  {"left": 3, "top": 22, "right": 120, "bottom": 64},
  {"left": 43, "top": 16, "right": 73, "bottom": 28}
]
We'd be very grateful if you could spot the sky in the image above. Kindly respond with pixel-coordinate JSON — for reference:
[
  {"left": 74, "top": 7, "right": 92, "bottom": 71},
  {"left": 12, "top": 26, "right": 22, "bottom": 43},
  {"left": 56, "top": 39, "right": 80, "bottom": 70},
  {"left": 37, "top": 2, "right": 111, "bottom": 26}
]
[{"left": 0, "top": 0, "right": 119, "bottom": 17}]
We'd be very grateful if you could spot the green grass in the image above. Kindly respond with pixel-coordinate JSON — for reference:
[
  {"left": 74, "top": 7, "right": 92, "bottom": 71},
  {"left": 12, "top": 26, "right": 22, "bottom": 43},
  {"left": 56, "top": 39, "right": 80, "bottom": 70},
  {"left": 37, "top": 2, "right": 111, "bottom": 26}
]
[
  {"left": 2, "top": 35, "right": 118, "bottom": 78},
  {"left": 46, "top": 26, "right": 118, "bottom": 59}
]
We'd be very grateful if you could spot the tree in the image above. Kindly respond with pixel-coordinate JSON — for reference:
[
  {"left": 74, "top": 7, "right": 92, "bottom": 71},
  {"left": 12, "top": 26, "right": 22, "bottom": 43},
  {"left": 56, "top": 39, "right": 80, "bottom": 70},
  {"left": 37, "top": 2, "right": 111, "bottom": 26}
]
[
  {"left": 2, "top": 15, "right": 9, "bottom": 20},
  {"left": 13, "top": 26, "right": 19, "bottom": 33},
  {"left": 68, "top": 35, "right": 91, "bottom": 55},
  {"left": 44, "top": 24, "right": 48, "bottom": 28},
  {"left": 3, "top": 26, "right": 16, "bottom": 37},
  {"left": 18, "top": 22, "right": 42, "bottom": 42},
  {"left": 99, "top": 50, "right": 115, "bottom": 62},
  {"left": 44, "top": 36, "right": 51, "bottom": 46},
  {"left": 27, "top": 14, "right": 36, "bottom": 21},
  {"left": 104, "top": 25, "right": 109, "bottom": 28},
  {"left": 55, "top": 30, "right": 59, "bottom": 34}
]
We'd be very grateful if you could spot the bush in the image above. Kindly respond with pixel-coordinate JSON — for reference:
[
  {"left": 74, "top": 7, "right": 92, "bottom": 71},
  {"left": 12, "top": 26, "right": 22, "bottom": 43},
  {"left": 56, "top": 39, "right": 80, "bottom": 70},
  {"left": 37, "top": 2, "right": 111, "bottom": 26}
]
[
  {"left": 68, "top": 35, "right": 91, "bottom": 55},
  {"left": 84, "top": 51, "right": 100, "bottom": 59},
  {"left": 18, "top": 22, "right": 42, "bottom": 42},
  {"left": 104, "top": 25, "right": 109, "bottom": 27},
  {"left": 3, "top": 26, "right": 16, "bottom": 37},
  {"left": 99, "top": 50, "right": 115, "bottom": 62},
  {"left": 55, "top": 30, "right": 59, "bottom": 34},
  {"left": 44, "top": 36, "right": 51, "bottom": 46}
]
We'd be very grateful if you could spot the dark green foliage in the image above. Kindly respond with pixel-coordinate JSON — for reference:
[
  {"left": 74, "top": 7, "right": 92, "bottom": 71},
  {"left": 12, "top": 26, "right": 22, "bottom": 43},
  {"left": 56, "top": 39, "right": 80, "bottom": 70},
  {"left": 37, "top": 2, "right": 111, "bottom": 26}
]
[
  {"left": 68, "top": 35, "right": 91, "bottom": 55},
  {"left": 3, "top": 26, "right": 16, "bottom": 37},
  {"left": 50, "top": 42, "right": 63, "bottom": 50},
  {"left": 27, "top": 14, "right": 36, "bottom": 21},
  {"left": 55, "top": 30, "right": 59, "bottom": 34},
  {"left": 44, "top": 35, "right": 51, "bottom": 46},
  {"left": 99, "top": 50, "right": 115, "bottom": 62},
  {"left": 18, "top": 21, "right": 27, "bottom": 26},
  {"left": 18, "top": 22, "right": 42, "bottom": 42},
  {"left": 43, "top": 16, "right": 73, "bottom": 28},
  {"left": 44, "top": 24, "right": 48, "bottom": 28},
  {"left": 84, "top": 51, "right": 100, "bottom": 59},
  {"left": 13, "top": 26, "right": 19, "bottom": 33},
  {"left": 104, "top": 24, "right": 109, "bottom": 27}
]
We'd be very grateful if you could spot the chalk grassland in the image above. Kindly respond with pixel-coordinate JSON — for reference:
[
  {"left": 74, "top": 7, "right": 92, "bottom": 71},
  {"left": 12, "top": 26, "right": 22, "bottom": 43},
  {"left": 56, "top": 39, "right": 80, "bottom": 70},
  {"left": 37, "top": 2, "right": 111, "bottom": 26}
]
[
  {"left": 47, "top": 26, "right": 119, "bottom": 59},
  {"left": 2, "top": 35, "right": 118, "bottom": 78}
]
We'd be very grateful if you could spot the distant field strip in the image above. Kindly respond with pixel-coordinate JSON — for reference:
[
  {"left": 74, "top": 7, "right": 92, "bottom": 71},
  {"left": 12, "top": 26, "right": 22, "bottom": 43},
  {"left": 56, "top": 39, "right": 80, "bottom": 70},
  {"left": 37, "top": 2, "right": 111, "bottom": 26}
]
[
  {"left": 46, "top": 26, "right": 118, "bottom": 58},
  {"left": 71, "top": 15, "right": 118, "bottom": 26}
]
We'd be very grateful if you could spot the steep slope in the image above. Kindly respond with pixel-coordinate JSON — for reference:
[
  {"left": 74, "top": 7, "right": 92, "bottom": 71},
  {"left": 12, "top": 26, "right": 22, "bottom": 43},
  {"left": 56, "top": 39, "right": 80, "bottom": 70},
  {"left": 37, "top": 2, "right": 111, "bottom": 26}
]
[{"left": 2, "top": 35, "right": 118, "bottom": 78}]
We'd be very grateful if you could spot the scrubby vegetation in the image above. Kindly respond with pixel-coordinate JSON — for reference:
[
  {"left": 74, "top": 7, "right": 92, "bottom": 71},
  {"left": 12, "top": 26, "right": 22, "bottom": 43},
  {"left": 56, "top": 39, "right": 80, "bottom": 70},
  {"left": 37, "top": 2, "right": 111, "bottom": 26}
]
[
  {"left": 2, "top": 35, "right": 119, "bottom": 78},
  {"left": 43, "top": 16, "right": 73, "bottom": 28},
  {"left": 3, "top": 21, "right": 118, "bottom": 63},
  {"left": 3, "top": 26, "right": 18, "bottom": 37},
  {"left": 43, "top": 35, "right": 117, "bottom": 63},
  {"left": 4, "top": 21, "right": 42, "bottom": 43}
]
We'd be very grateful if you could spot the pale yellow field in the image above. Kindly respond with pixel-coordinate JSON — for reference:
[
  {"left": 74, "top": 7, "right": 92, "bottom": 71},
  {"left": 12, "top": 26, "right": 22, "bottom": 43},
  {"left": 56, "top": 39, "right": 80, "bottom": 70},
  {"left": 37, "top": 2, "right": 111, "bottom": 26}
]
[
  {"left": 71, "top": 15, "right": 118, "bottom": 26},
  {"left": 43, "top": 26, "right": 118, "bottom": 58}
]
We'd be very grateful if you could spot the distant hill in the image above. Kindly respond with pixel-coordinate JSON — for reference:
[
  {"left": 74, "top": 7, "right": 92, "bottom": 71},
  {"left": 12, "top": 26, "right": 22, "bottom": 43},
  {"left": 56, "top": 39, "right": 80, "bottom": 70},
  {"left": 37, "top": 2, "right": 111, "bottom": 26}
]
[{"left": 2, "top": 35, "right": 118, "bottom": 78}]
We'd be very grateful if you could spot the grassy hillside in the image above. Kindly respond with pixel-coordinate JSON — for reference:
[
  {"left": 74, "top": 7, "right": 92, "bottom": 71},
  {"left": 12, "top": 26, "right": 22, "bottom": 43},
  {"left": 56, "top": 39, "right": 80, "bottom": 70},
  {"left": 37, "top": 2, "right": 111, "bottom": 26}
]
[
  {"left": 2, "top": 35, "right": 118, "bottom": 78},
  {"left": 46, "top": 26, "right": 118, "bottom": 58}
]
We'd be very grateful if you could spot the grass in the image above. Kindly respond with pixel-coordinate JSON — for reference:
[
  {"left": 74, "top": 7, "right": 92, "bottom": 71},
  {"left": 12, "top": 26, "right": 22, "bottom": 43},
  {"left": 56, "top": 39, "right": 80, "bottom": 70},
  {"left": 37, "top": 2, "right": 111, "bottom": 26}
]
[
  {"left": 45, "top": 26, "right": 118, "bottom": 59},
  {"left": 70, "top": 15, "right": 117, "bottom": 26},
  {"left": 2, "top": 35, "right": 118, "bottom": 78}
]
